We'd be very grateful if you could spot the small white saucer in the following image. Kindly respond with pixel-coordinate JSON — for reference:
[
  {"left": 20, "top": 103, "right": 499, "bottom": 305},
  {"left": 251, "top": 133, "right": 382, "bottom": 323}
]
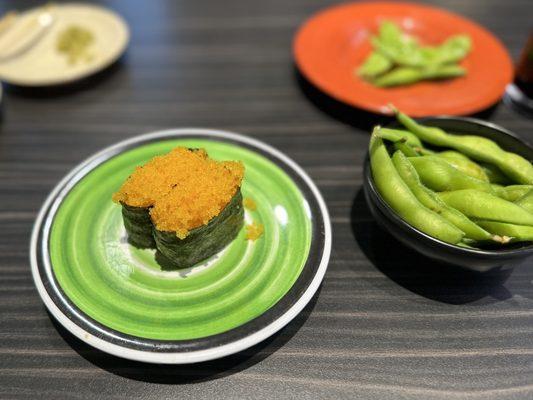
[{"left": 0, "top": 3, "right": 129, "bottom": 86}]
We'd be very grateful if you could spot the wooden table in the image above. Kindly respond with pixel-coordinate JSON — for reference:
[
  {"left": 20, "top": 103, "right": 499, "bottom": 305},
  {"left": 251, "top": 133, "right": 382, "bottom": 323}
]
[{"left": 1, "top": 0, "right": 532, "bottom": 398}]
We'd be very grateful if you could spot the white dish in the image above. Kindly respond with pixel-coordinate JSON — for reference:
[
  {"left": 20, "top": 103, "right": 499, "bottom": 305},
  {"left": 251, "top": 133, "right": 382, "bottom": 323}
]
[{"left": 0, "top": 3, "right": 129, "bottom": 86}]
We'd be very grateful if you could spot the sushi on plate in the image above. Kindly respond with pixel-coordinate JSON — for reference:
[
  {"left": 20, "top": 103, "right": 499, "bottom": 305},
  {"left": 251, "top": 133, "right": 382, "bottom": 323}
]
[{"left": 112, "top": 147, "right": 244, "bottom": 268}]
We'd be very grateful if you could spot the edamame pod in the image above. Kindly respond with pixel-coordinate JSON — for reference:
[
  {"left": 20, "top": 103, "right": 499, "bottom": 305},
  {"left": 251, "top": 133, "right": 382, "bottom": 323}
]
[
  {"left": 378, "top": 20, "right": 412, "bottom": 47},
  {"left": 476, "top": 221, "right": 533, "bottom": 242},
  {"left": 393, "top": 107, "right": 533, "bottom": 184},
  {"left": 370, "top": 130, "right": 464, "bottom": 244},
  {"left": 371, "top": 38, "right": 423, "bottom": 68},
  {"left": 376, "top": 128, "right": 422, "bottom": 147},
  {"left": 437, "top": 150, "right": 470, "bottom": 161},
  {"left": 481, "top": 163, "right": 512, "bottom": 185},
  {"left": 392, "top": 151, "right": 494, "bottom": 241},
  {"left": 373, "top": 65, "right": 465, "bottom": 87},
  {"left": 438, "top": 189, "right": 533, "bottom": 226},
  {"left": 515, "top": 190, "right": 533, "bottom": 214},
  {"left": 437, "top": 152, "right": 512, "bottom": 184},
  {"left": 372, "top": 67, "right": 424, "bottom": 87},
  {"left": 431, "top": 35, "right": 472, "bottom": 65},
  {"left": 358, "top": 51, "right": 393, "bottom": 78},
  {"left": 491, "top": 185, "right": 533, "bottom": 202},
  {"left": 436, "top": 155, "right": 489, "bottom": 182},
  {"left": 408, "top": 156, "right": 494, "bottom": 193},
  {"left": 415, "top": 147, "right": 435, "bottom": 156},
  {"left": 394, "top": 142, "right": 419, "bottom": 157},
  {"left": 369, "top": 21, "right": 424, "bottom": 68},
  {"left": 415, "top": 150, "right": 489, "bottom": 181}
]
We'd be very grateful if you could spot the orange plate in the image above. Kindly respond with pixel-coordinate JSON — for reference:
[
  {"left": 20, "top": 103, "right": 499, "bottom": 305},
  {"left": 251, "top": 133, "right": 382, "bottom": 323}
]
[{"left": 294, "top": 2, "right": 514, "bottom": 117}]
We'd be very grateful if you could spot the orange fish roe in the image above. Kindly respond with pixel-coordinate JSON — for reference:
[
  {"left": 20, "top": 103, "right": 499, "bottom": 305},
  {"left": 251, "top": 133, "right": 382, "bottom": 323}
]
[
  {"left": 245, "top": 221, "right": 264, "bottom": 241},
  {"left": 243, "top": 197, "right": 257, "bottom": 211},
  {"left": 113, "top": 147, "right": 244, "bottom": 238}
]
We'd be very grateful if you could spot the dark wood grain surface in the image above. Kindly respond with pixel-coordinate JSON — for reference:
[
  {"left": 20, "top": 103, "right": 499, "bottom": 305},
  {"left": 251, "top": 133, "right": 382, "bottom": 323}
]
[{"left": 1, "top": 0, "right": 532, "bottom": 398}]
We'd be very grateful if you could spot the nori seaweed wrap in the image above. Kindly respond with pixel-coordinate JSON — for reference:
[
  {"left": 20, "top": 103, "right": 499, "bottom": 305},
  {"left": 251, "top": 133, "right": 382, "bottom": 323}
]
[
  {"left": 113, "top": 147, "right": 245, "bottom": 269},
  {"left": 154, "top": 190, "right": 244, "bottom": 267},
  {"left": 121, "top": 204, "right": 156, "bottom": 249}
]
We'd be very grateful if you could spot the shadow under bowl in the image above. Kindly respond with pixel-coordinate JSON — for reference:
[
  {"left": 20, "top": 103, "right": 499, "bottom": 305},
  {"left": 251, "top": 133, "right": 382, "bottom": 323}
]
[{"left": 363, "top": 116, "right": 533, "bottom": 273}]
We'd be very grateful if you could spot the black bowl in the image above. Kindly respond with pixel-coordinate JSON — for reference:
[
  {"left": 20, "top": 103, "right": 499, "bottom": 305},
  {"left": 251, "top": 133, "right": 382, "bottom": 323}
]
[{"left": 363, "top": 117, "right": 533, "bottom": 273}]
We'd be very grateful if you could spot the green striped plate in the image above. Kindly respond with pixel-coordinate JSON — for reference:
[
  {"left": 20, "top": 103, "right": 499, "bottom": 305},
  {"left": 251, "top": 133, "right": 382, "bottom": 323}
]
[{"left": 30, "top": 129, "right": 331, "bottom": 364}]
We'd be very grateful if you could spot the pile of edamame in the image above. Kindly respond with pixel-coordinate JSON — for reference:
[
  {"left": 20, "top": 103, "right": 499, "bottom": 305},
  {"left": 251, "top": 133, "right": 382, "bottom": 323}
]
[
  {"left": 358, "top": 21, "right": 471, "bottom": 87},
  {"left": 370, "top": 106, "right": 533, "bottom": 248}
]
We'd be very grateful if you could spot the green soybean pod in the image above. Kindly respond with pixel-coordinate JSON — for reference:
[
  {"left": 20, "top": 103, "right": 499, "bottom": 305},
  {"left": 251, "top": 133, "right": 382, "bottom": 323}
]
[
  {"left": 376, "top": 127, "right": 422, "bottom": 147},
  {"left": 417, "top": 36, "right": 471, "bottom": 66},
  {"left": 374, "top": 21, "right": 423, "bottom": 65},
  {"left": 408, "top": 156, "right": 494, "bottom": 193},
  {"left": 415, "top": 147, "right": 435, "bottom": 156},
  {"left": 461, "top": 238, "right": 480, "bottom": 246},
  {"left": 371, "top": 38, "right": 424, "bottom": 68},
  {"left": 437, "top": 150, "right": 470, "bottom": 161},
  {"left": 392, "top": 151, "right": 494, "bottom": 241},
  {"left": 436, "top": 155, "right": 489, "bottom": 182},
  {"left": 373, "top": 65, "right": 465, "bottom": 87},
  {"left": 490, "top": 184, "right": 505, "bottom": 198},
  {"left": 372, "top": 67, "right": 425, "bottom": 87},
  {"left": 438, "top": 189, "right": 533, "bottom": 226},
  {"left": 421, "top": 65, "right": 466, "bottom": 79},
  {"left": 515, "top": 190, "right": 533, "bottom": 214},
  {"left": 476, "top": 221, "right": 533, "bottom": 242},
  {"left": 358, "top": 51, "right": 393, "bottom": 78},
  {"left": 392, "top": 107, "right": 533, "bottom": 184},
  {"left": 369, "top": 130, "right": 464, "bottom": 244},
  {"left": 481, "top": 163, "right": 512, "bottom": 185},
  {"left": 491, "top": 185, "right": 533, "bottom": 202},
  {"left": 432, "top": 35, "right": 472, "bottom": 65},
  {"left": 434, "top": 151, "right": 489, "bottom": 181},
  {"left": 378, "top": 20, "right": 407, "bottom": 46},
  {"left": 415, "top": 147, "right": 489, "bottom": 182},
  {"left": 394, "top": 142, "right": 419, "bottom": 157}
]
